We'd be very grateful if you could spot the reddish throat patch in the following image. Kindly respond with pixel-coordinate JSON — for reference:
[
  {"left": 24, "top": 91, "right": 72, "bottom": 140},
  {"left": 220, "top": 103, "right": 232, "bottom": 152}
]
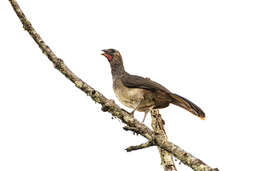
[{"left": 104, "top": 54, "right": 113, "bottom": 61}]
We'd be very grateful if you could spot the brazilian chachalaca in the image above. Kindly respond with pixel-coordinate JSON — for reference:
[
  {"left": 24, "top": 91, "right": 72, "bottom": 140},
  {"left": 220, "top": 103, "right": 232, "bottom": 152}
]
[{"left": 102, "top": 49, "right": 205, "bottom": 122}]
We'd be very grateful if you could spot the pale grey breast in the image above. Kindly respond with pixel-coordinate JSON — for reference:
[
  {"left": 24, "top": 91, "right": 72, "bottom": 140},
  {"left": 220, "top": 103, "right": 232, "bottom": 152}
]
[{"left": 113, "top": 79, "right": 144, "bottom": 109}]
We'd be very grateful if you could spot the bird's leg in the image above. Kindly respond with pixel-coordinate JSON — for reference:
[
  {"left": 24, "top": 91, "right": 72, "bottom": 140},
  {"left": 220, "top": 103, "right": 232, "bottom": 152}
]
[
  {"left": 130, "top": 98, "right": 144, "bottom": 115},
  {"left": 130, "top": 108, "right": 137, "bottom": 115},
  {"left": 142, "top": 111, "right": 149, "bottom": 123},
  {"left": 142, "top": 106, "right": 154, "bottom": 123}
]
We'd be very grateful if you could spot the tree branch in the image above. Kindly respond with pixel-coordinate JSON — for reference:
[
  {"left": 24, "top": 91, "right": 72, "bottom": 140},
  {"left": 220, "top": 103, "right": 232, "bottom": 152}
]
[
  {"left": 8, "top": 0, "right": 218, "bottom": 170},
  {"left": 151, "top": 110, "right": 177, "bottom": 171},
  {"left": 125, "top": 141, "right": 155, "bottom": 152}
]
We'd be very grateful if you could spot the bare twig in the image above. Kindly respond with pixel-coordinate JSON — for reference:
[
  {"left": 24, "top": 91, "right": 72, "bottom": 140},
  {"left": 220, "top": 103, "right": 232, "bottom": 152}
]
[
  {"left": 125, "top": 141, "right": 155, "bottom": 152},
  {"left": 8, "top": 0, "right": 218, "bottom": 170}
]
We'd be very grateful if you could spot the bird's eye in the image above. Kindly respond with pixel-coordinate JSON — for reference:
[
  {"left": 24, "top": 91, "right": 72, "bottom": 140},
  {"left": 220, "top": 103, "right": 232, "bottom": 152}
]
[{"left": 109, "top": 49, "right": 115, "bottom": 53}]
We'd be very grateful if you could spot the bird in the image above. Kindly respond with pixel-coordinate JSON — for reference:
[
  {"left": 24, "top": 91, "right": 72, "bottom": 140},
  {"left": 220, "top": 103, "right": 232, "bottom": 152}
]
[{"left": 102, "top": 48, "right": 205, "bottom": 122}]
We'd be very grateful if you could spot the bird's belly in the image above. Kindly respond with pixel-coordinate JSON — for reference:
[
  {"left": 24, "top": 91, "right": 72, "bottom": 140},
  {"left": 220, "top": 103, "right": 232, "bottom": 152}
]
[
  {"left": 113, "top": 79, "right": 155, "bottom": 112},
  {"left": 114, "top": 87, "right": 144, "bottom": 109}
]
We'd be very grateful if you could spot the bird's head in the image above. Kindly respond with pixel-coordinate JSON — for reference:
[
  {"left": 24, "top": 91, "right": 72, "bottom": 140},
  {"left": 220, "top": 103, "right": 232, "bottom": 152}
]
[{"left": 101, "top": 48, "right": 123, "bottom": 65}]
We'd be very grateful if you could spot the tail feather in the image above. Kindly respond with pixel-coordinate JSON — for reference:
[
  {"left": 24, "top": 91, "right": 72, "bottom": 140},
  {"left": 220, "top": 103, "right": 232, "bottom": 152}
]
[{"left": 170, "top": 93, "right": 206, "bottom": 119}]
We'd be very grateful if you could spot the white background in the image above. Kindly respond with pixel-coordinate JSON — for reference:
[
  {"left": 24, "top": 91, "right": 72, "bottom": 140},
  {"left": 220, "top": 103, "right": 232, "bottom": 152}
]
[{"left": 1, "top": 0, "right": 260, "bottom": 170}]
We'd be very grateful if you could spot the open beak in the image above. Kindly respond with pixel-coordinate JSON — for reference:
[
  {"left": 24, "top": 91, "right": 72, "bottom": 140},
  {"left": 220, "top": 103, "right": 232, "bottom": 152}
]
[
  {"left": 101, "top": 49, "right": 113, "bottom": 61},
  {"left": 101, "top": 49, "right": 108, "bottom": 56}
]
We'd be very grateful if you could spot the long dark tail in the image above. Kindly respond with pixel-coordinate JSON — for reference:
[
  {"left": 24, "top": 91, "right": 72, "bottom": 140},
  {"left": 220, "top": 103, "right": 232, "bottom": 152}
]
[{"left": 170, "top": 93, "right": 205, "bottom": 119}]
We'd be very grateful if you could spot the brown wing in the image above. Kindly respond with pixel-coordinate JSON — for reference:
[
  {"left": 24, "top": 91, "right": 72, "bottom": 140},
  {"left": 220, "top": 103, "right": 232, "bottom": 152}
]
[
  {"left": 121, "top": 74, "right": 173, "bottom": 109},
  {"left": 121, "top": 74, "right": 206, "bottom": 119},
  {"left": 121, "top": 74, "right": 172, "bottom": 93}
]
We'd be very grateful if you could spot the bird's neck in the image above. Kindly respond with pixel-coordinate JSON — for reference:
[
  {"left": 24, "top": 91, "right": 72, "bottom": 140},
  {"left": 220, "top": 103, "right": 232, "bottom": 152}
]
[{"left": 110, "top": 62, "right": 126, "bottom": 80}]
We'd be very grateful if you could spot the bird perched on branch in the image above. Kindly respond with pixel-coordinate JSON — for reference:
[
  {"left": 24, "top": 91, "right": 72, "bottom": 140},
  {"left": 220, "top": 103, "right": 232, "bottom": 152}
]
[{"left": 102, "top": 49, "right": 205, "bottom": 122}]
